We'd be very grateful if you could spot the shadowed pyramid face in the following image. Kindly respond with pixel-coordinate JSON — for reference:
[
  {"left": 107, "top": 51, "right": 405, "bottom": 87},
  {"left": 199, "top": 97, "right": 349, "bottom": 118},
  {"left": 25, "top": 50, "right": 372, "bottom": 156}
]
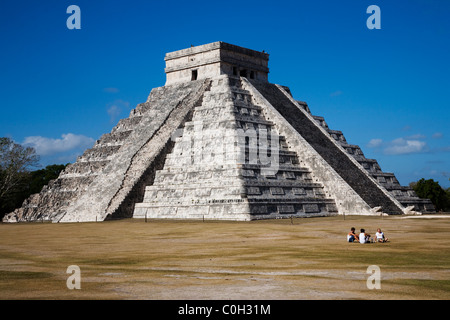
[{"left": 3, "top": 42, "right": 434, "bottom": 223}]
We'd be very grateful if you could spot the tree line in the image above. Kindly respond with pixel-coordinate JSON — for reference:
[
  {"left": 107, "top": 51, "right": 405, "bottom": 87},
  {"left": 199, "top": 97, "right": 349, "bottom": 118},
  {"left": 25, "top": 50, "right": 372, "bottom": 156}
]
[
  {"left": 1, "top": 136, "right": 449, "bottom": 220},
  {"left": 410, "top": 178, "right": 450, "bottom": 212},
  {"left": 0, "top": 137, "right": 67, "bottom": 219}
]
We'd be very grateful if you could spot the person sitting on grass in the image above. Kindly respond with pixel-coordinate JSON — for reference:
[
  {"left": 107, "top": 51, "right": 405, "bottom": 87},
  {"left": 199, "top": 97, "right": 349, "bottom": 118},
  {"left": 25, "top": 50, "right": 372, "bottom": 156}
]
[
  {"left": 359, "top": 228, "right": 371, "bottom": 244},
  {"left": 375, "top": 228, "right": 389, "bottom": 243},
  {"left": 347, "top": 227, "right": 359, "bottom": 242}
]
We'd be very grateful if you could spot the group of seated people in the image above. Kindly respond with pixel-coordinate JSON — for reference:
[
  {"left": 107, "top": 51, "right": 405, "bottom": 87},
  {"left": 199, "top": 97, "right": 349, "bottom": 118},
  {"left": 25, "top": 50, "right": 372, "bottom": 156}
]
[{"left": 347, "top": 227, "right": 389, "bottom": 243}]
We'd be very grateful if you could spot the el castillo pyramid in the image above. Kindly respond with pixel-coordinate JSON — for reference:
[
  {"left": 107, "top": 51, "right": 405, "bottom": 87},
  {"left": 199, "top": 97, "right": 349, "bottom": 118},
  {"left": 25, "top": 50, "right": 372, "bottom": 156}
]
[{"left": 3, "top": 41, "right": 435, "bottom": 223}]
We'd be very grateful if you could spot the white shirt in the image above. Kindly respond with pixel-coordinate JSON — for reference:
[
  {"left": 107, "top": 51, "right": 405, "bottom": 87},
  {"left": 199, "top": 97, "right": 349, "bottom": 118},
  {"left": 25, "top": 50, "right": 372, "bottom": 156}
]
[
  {"left": 359, "top": 233, "right": 366, "bottom": 244},
  {"left": 376, "top": 232, "right": 384, "bottom": 240}
]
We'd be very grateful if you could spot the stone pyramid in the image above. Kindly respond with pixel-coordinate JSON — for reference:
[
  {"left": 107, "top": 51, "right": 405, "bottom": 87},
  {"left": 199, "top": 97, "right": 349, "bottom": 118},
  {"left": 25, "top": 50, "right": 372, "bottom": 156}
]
[{"left": 3, "top": 42, "right": 434, "bottom": 223}]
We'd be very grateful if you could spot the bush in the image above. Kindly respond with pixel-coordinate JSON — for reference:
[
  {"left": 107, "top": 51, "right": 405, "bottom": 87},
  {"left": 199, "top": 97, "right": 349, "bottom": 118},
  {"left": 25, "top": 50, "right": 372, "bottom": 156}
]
[{"left": 412, "top": 178, "right": 450, "bottom": 212}]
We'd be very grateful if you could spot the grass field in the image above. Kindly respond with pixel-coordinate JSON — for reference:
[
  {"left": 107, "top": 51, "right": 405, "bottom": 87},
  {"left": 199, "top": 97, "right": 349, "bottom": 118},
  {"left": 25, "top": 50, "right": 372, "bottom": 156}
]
[{"left": 1, "top": 215, "right": 450, "bottom": 300}]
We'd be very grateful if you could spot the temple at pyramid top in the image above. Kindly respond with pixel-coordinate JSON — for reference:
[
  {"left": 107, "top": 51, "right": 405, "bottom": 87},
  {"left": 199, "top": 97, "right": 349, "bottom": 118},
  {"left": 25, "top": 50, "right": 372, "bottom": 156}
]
[{"left": 164, "top": 41, "right": 269, "bottom": 84}]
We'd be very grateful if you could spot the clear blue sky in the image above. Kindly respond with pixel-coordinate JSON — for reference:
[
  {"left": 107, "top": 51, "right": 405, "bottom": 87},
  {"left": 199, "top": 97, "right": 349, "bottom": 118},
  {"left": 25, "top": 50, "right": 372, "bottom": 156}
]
[{"left": 1, "top": 0, "right": 449, "bottom": 188}]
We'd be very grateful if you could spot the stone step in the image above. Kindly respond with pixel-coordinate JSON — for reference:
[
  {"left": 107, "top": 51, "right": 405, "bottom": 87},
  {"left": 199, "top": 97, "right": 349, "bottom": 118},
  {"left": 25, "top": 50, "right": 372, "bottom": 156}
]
[
  {"left": 111, "top": 116, "right": 143, "bottom": 133},
  {"left": 95, "top": 130, "right": 132, "bottom": 146},
  {"left": 79, "top": 145, "right": 122, "bottom": 160}
]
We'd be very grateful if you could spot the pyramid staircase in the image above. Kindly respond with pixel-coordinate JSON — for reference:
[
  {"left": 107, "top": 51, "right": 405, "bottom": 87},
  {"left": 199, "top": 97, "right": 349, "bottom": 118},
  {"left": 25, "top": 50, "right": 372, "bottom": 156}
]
[{"left": 133, "top": 76, "right": 338, "bottom": 220}]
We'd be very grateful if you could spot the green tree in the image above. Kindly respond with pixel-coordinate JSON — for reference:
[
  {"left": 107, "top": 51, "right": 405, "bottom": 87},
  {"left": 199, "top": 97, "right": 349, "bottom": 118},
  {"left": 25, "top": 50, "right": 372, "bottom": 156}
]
[
  {"left": 27, "top": 164, "right": 67, "bottom": 195},
  {"left": 1, "top": 138, "right": 40, "bottom": 216},
  {"left": 1, "top": 165, "right": 68, "bottom": 219},
  {"left": 412, "top": 178, "right": 449, "bottom": 212},
  {"left": 446, "top": 187, "right": 450, "bottom": 212}
]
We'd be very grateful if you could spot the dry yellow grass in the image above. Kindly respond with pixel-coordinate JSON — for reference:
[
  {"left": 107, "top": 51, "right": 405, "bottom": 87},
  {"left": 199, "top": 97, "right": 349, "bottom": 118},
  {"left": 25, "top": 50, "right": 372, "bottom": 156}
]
[{"left": 1, "top": 215, "right": 449, "bottom": 300}]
